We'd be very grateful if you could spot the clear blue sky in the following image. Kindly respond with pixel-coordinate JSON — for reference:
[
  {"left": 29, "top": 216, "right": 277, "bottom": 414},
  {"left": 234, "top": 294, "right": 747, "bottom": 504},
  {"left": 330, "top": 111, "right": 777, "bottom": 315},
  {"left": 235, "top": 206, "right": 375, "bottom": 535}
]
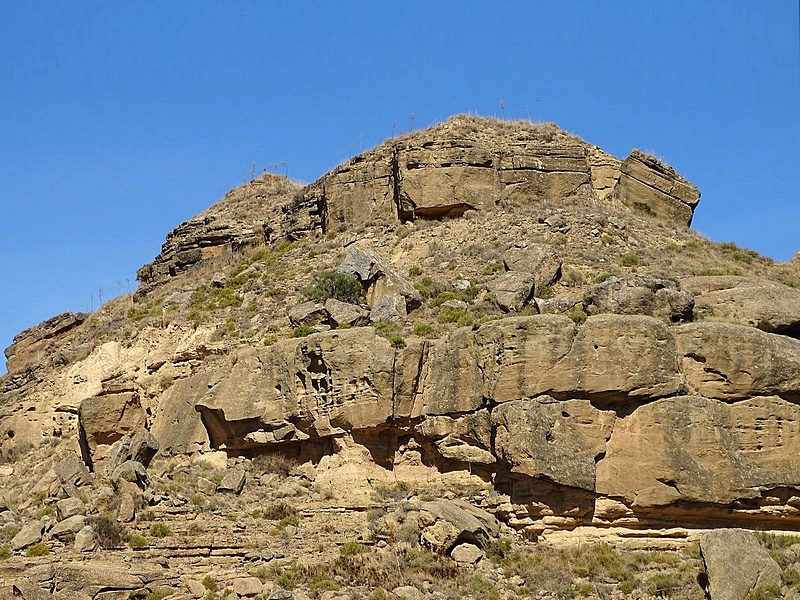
[{"left": 1, "top": 1, "right": 798, "bottom": 373}]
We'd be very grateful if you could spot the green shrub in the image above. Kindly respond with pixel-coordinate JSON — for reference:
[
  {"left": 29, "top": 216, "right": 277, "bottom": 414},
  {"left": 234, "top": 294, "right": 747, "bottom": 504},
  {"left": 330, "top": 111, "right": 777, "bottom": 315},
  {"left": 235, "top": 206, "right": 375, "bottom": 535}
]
[
  {"left": 620, "top": 253, "right": 639, "bottom": 267},
  {"left": 593, "top": 272, "right": 616, "bottom": 283},
  {"left": 388, "top": 334, "right": 406, "bottom": 349},
  {"left": 129, "top": 534, "right": 149, "bottom": 549},
  {"left": 290, "top": 325, "right": 316, "bottom": 338},
  {"left": 413, "top": 322, "right": 437, "bottom": 338},
  {"left": 88, "top": 514, "right": 126, "bottom": 548},
  {"left": 202, "top": 575, "right": 218, "bottom": 591},
  {"left": 145, "top": 590, "right": 174, "bottom": 600},
  {"left": 149, "top": 523, "right": 173, "bottom": 538},
  {"left": 408, "top": 266, "right": 422, "bottom": 277},
  {"left": 485, "top": 538, "right": 512, "bottom": 562},
  {"left": 25, "top": 542, "right": 49, "bottom": 557},
  {"left": 264, "top": 334, "right": 278, "bottom": 346},
  {"left": 0, "top": 544, "right": 11, "bottom": 560},
  {"left": 261, "top": 501, "right": 298, "bottom": 521},
  {"left": 482, "top": 262, "right": 505, "bottom": 276},
  {"left": 189, "top": 285, "right": 244, "bottom": 313},
  {"left": 304, "top": 271, "right": 364, "bottom": 304},
  {"left": 535, "top": 284, "right": 555, "bottom": 299},
  {"left": 414, "top": 276, "right": 448, "bottom": 299},
  {"left": 372, "top": 320, "right": 399, "bottom": 337},
  {"left": 567, "top": 307, "right": 588, "bottom": 325},
  {"left": 188, "top": 523, "right": 204, "bottom": 536},
  {"left": 746, "top": 584, "right": 782, "bottom": 600},
  {"left": 340, "top": 541, "right": 368, "bottom": 557},
  {"left": 309, "top": 576, "right": 339, "bottom": 596}
]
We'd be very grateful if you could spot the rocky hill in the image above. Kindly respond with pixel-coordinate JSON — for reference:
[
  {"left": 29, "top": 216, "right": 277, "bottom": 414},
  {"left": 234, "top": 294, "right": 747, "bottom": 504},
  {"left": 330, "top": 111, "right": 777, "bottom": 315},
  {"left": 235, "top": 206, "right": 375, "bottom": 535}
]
[{"left": 1, "top": 115, "right": 800, "bottom": 600}]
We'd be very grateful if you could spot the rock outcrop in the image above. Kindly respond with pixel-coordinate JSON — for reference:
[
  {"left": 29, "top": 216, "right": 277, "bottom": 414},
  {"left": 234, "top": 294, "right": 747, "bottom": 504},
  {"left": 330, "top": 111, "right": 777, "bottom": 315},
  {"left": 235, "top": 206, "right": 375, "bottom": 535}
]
[{"left": 3, "top": 116, "right": 800, "bottom": 597}]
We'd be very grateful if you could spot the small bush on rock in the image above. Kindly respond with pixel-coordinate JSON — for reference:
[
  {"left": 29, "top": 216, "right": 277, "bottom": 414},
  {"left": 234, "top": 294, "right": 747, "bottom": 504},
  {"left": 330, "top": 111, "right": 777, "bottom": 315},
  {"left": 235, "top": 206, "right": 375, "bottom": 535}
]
[
  {"left": 129, "top": 535, "right": 149, "bottom": 549},
  {"left": 149, "top": 523, "right": 173, "bottom": 538},
  {"left": 25, "top": 542, "right": 49, "bottom": 557},
  {"left": 304, "top": 271, "right": 364, "bottom": 304},
  {"left": 89, "top": 514, "right": 126, "bottom": 548}
]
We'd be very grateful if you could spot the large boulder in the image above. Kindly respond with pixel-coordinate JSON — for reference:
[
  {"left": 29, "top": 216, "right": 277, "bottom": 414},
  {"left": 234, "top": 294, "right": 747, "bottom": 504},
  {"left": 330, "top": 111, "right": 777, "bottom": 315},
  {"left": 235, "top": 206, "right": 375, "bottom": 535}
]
[
  {"left": 337, "top": 247, "right": 421, "bottom": 311},
  {"left": 78, "top": 391, "right": 147, "bottom": 469},
  {"left": 493, "top": 396, "right": 615, "bottom": 490},
  {"left": 418, "top": 500, "right": 500, "bottom": 553},
  {"left": 675, "top": 322, "right": 800, "bottom": 402},
  {"left": 583, "top": 276, "right": 693, "bottom": 323},
  {"left": 613, "top": 149, "right": 700, "bottom": 226},
  {"left": 503, "top": 244, "right": 562, "bottom": 287},
  {"left": 700, "top": 529, "right": 781, "bottom": 600},
  {"left": 596, "top": 395, "right": 800, "bottom": 506},
  {"left": 683, "top": 276, "right": 800, "bottom": 337},
  {"left": 487, "top": 271, "right": 536, "bottom": 312}
]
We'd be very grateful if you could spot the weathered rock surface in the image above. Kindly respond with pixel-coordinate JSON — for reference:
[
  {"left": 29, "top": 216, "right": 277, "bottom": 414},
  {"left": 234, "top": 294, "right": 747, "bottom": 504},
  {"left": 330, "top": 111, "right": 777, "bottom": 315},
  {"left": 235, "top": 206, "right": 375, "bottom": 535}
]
[
  {"left": 700, "top": 529, "right": 781, "bottom": 600},
  {"left": 675, "top": 322, "right": 800, "bottom": 402},
  {"left": 596, "top": 395, "right": 800, "bottom": 506},
  {"left": 683, "top": 275, "right": 800, "bottom": 337},
  {"left": 583, "top": 276, "right": 694, "bottom": 323},
  {"left": 3, "top": 311, "right": 87, "bottom": 374},
  {"left": 613, "top": 149, "right": 700, "bottom": 226}
]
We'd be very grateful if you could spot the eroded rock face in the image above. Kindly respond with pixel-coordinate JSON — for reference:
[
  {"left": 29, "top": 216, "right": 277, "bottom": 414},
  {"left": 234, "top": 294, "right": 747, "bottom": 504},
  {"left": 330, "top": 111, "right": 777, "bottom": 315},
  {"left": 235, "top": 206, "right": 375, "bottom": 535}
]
[
  {"left": 675, "top": 322, "right": 800, "bottom": 402},
  {"left": 683, "top": 276, "right": 800, "bottom": 337},
  {"left": 700, "top": 529, "right": 781, "bottom": 600},
  {"left": 136, "top": 174, "right": 302, "bottom": 289},
  {"left": 613, "top": 150, "right": 700, "bottom": 226},
  {"left": 301, "top": 119, "right": 700, "bottom": 234},
  {"left": 4, "top": 311, "right": 87, "bottom": 374},
  {"left": 493, "top": 396, "right": 615, "bottom": 490},
  {"left": 596, "top": 395, "right": 800, "bottom": 506}
]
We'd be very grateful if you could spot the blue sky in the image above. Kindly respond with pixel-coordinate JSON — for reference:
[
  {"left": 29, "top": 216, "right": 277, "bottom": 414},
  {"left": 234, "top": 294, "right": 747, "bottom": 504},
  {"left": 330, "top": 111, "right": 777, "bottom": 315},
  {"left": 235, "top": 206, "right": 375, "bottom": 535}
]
[{"left": 1, "top": 1, "right": 798, "bottom": 373}]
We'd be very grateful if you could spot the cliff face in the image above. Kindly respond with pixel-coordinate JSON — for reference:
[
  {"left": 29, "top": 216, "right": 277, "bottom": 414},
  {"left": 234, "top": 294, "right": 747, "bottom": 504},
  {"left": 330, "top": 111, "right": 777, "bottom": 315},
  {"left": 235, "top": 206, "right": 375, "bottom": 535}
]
[{"left": 1, "top": 116, "right": 799, "bottom": 593}]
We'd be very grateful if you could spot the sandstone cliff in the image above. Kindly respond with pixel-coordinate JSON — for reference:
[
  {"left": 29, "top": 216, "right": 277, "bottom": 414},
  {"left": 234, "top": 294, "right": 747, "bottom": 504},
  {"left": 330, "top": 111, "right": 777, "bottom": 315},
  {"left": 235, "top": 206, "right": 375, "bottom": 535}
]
[{"left": 1, "top": 116, "right": 799, "bottom": 599}]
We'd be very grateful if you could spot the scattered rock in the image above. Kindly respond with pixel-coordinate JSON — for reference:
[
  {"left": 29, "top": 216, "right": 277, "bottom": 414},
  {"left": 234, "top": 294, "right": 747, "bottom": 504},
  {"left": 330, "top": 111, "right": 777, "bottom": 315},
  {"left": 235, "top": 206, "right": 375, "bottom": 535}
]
[
  {"left": 11, "top": 520, "right": 45, "bottom": 550},
  {"left": 233, "top": 577, "right": 264, "bottom": 597},
  {"left": 49, "top": 514, "right": 87, "bottom": 541},
  {"left": 110, "top": 461, "right": 149, "bottom": 489},
  {"left": 700, "top": 529, "right": 781, "bottom": 600},
  {"left": 219, "top": 470, "right": 246, "bottom": 494},
  {"left": 56, "top": 497, "right": 86, "bottom": 520},
  {"left": 324, "top": 298, "right": 369, "bottom": 327},
  {"left": 392, "top": 585, "right": 424, "bottom": 600},
  {"left": 196, "top": 477, "right": 217, "bottom": 495},
  {"left": 288, "top": 302, "right": 328, "bottom": 327},
  {"left": 487, "top": 271, "right": 536, "bottom": 312},
  {"left": 369, "top": 295, "right": 407, "bottom": 322},
  {"left": 450, "top": 542, "right": 483, "bottom": 564}
]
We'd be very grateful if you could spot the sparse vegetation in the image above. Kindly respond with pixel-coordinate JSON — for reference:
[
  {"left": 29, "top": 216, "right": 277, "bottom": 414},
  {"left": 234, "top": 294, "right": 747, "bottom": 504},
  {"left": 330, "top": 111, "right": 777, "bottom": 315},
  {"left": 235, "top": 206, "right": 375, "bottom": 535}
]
[
  {"left": 129, "top": 534, "right": 149, "bottom": 549},
  {"left": 304, "top": 271, "right": 364, "bottom": 304},
  {"left": 0, "top": 544, "right": 11, "bottom": 560},
  {"left": 620, "top": 253, "right": 640, "bottom": 267},
  {"left": 25, "top": 542, "right": 49, "bottom": 557},
  {"left": 290, "top": 325, "right": 316, "bottom": 338},
  {"left": 149, "top": 523, "right": 173, "bottom": 538},
  {"left": 88, "top": 514, "right": 126, "bottom": 549}
]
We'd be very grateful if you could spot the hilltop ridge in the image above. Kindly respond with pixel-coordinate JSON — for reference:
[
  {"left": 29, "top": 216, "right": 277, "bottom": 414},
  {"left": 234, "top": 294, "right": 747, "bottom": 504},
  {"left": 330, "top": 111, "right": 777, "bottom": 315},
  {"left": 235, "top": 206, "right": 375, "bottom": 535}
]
[{"left": 1, "top": 116, "right": 800, "bottom": 599}]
